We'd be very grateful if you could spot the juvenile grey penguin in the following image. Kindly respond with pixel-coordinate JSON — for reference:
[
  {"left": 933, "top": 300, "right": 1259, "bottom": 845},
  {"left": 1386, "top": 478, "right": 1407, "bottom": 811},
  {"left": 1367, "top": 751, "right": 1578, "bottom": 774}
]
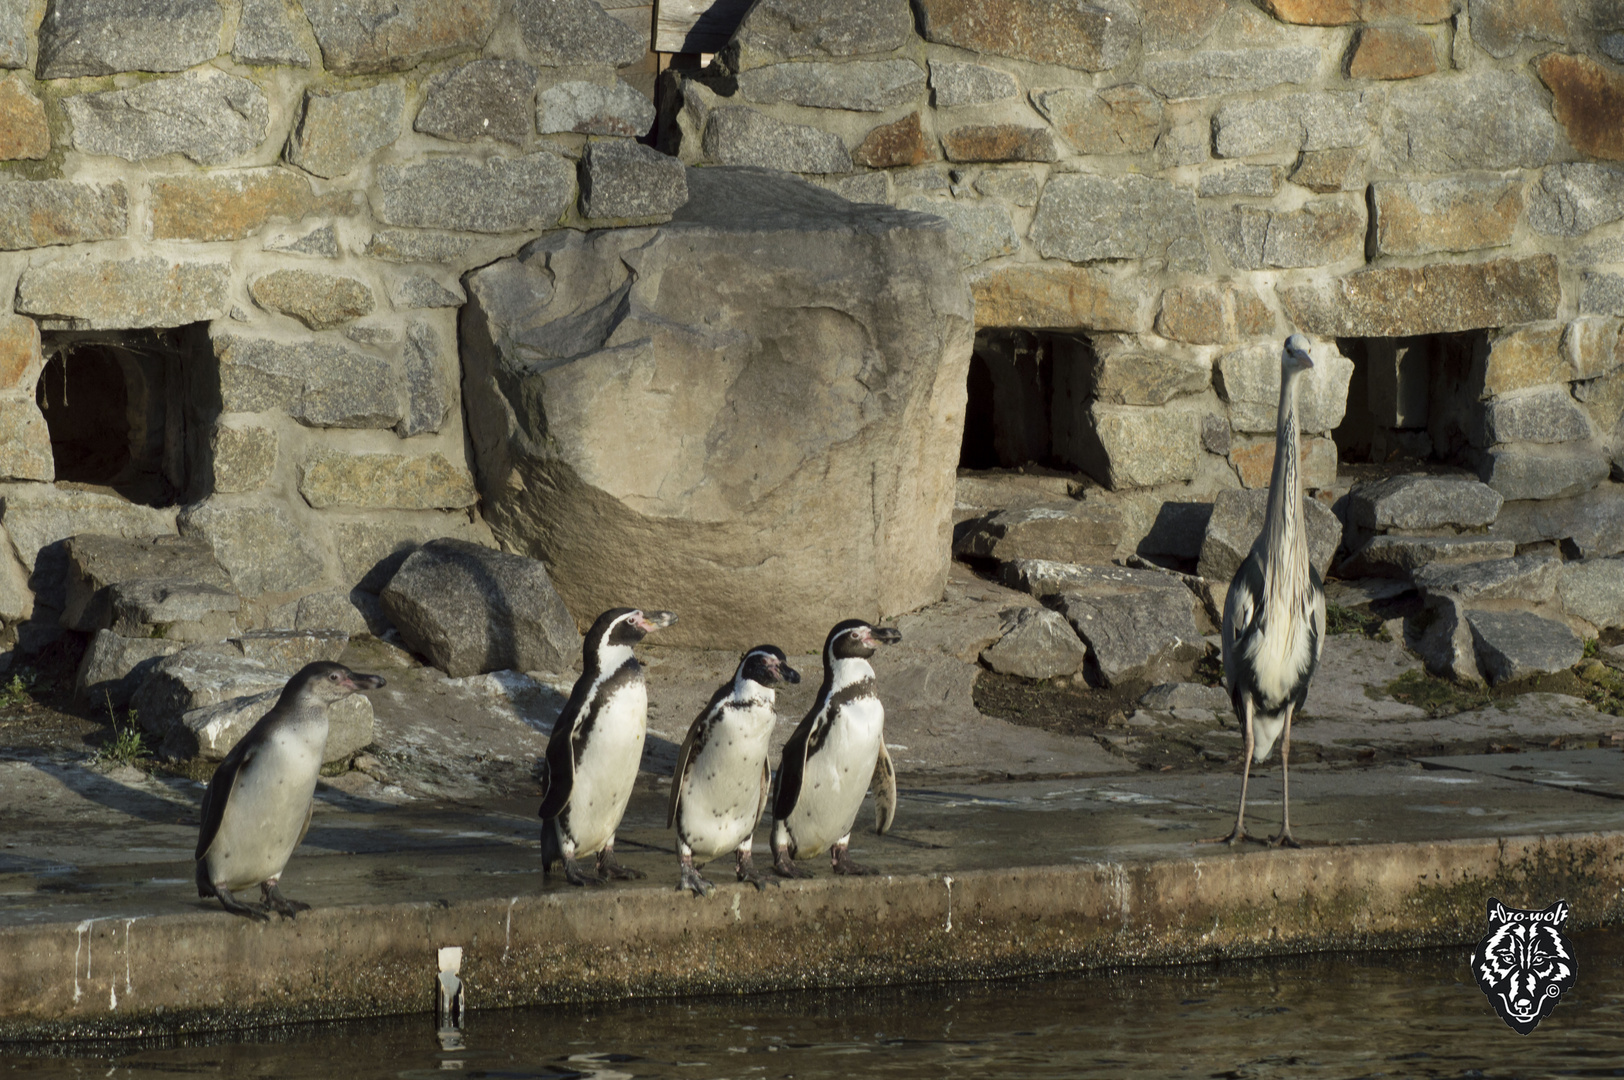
[
  {"left": 771, "top": 619, "right": 901, "bottom": 878},
  {"left": 195, "top": 661, "right": 386, "bottom": 920},
  {"left": 668, "top": 645, "right": 801, "bottom": 897},
  {"left": 539, "top": 607, "right": 676, "bottom": 886}
]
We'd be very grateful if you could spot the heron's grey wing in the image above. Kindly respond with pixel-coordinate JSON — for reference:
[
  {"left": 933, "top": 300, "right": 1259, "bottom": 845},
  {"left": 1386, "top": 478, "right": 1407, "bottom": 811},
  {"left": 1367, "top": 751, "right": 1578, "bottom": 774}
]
[
  {"left": 1309, "top": 564, "right": 1328, "bottom": 663},
  {"left": 872, "top": 739, "right": 897, "bottom": 835}
]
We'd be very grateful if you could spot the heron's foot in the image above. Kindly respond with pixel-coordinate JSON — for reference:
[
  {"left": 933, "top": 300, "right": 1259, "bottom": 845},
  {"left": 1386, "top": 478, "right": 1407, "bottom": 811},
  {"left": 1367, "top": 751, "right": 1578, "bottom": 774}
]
[
  {"left": 772, "top": 849, "right": 813, "bottom": 879},
  {"left": 562, "top": 856, "right": 605, "bottom": 887},
  {"left": 831, "top": 846, "right": 875, "bottom": 876},
  {"left": 736, "top": 852, "right": 777, "bottom": 891},
  {"left": 679, "top": 862, "right": 715, "bottom": 898},
  {"left": 596, "top": 851, "right": 645, "bottom": 881},
  {"left": 261, "top": 882, "right": 310, "bottom": 919},
  {"left": 1267, "top": 830, "right": 1302, "bottom": 849},
  {"left": 213, "top": 887, "right": 271, "bottom": 922}
]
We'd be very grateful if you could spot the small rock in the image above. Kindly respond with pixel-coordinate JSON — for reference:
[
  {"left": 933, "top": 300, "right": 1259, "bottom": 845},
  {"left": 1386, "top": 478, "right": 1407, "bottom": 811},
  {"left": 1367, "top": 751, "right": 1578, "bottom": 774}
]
[
  {"left": 107, "top": 580, "right": 241, "bottom": 643},
  {"left": 131, "top": 649, "right": 287, "bottom": 736},
  {"left": 1197, "top": 489, "right": 1343, "bottom": 584},
  {"left": 416, "top": 59, "right": 537, "bottom": 145},
  {"left": 1341, "top": 535, "right": 1518, "bottom": 578},
  {"left": 74, "top": 630, "right": 185, "bottom": 710},
  {"left": 1467, "top": 609, "right": 1583, "bottom": 685},
  {"left": 1347, "top": 474, "right": 1504, "bottom": 532},
  {"left": 579, "top": 140, "right": 689, "bottom": 221},
  {"left": 168, "top": 688, "right": 372, "bottom": 763},
  {"left": 1557, "top": 558, "right": 1624, "bottom": 629},
  {"left": 1139, "top": 682, "right": 1230, "bottom": 711},
  {"left": 954, "top": 502, "right": 1120, "bottom": 566},
  {"left": 1414, "top": 593, "right": 1485, "bottom": 685},
  {"left": 227, "top": 630, "right": 349, "bottom": 672},
  {"left": 61, "top": 534, "right": 233, "bottom": 633},
  {"left": 1413, "top": 553, "right": 1561, "bottom": 604},
  {"left": 1053, "top": 588, "right": 1204, "bottom": 687},
  {"left": 979, "top": 606, "right": 1088, "bottom": 680},
  {"left": 64, "top": 70, "right": 268, "bottom": 166},
  {"left": 537, "top": 80, "right": 655, "bottom": 138}
]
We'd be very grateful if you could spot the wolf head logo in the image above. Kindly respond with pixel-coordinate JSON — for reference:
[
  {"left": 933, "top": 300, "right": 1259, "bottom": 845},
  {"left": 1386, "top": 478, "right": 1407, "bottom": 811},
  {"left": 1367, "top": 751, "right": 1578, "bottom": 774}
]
[{"left": 1470, "top": 897, "right": 1576, "bottom": 1035}]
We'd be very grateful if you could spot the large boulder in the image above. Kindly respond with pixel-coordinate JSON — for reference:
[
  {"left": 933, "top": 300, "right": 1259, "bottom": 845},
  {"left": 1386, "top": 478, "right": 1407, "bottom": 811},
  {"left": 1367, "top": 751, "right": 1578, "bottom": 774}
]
[
  {"left": 1197, "top": 489, "right": 1342, "bottom": 584},
  {"left": 461, "top": 166, "right": 973, "bottom": 649}
]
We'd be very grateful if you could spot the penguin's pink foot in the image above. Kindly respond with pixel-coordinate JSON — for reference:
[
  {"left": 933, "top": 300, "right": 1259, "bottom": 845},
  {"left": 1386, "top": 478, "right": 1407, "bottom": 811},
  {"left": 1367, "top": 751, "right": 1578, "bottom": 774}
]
[
  {"left": 736, "top": 851, "right": 777, "bottom": 891},
  {"left": 262, "top": 882, "right": 310, "bottom": 918},
  {"left": 562, "top": 856, "right": 604, "bottom": 887},
  {"left": 597, "top": 849, "right": 645, "bottom": 881},
  {"left": 679, "top": 861, "right": 715, "bottom": 897},
  {"left": 831, "top": 845, "right": 875, "bottom": 876},
  {"left": 211, "top": 885, "right": 271, "bottom": 922},
  {"left": 772, "top": 848, "right": 813, "bottom": 879}
]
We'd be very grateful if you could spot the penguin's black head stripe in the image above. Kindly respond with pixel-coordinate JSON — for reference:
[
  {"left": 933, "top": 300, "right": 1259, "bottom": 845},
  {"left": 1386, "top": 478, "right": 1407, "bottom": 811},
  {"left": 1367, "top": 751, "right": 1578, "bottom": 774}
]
[
  {"left": 740, "top": 645, "right": 799, "bottom": 687},
  {"left": 825, "top": 619, "right": 901, "bottom": 661}
]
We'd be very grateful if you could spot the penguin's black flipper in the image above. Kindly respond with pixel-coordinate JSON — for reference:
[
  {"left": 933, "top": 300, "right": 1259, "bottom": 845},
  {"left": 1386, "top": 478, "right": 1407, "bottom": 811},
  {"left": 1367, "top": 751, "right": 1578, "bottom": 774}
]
[
  {"left": 771, "top": 714, "right": 815, "bottom": 823},
  {"left": 195, "top": 741, "right": 255, "bottom": 865},
  {"left": 755, "top": 761, "right": 771, "bottom": 829},
  {"left": 667, "top": 716, "right": 703, "bottom": 830},
  {"left": 873, "top": 740, "right": 897, "bottom": 835},
  {"left": 537, "top": 699, "right": 582, "bottom": 821}
]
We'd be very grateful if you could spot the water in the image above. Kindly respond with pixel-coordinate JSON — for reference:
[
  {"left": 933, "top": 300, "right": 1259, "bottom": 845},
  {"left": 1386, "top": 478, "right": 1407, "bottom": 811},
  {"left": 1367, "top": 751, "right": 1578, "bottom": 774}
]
[{"left": 5, "top": 929, "right": 1622, "bottom": 1079}]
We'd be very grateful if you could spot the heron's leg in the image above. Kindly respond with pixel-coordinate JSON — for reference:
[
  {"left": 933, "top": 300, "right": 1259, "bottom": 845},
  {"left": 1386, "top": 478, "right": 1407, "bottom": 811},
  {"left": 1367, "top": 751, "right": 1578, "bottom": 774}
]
[
  {"left": 1202, "top": 697, "right": 1255, "bottom": 845},
  {"left": 1269, "top": 704, "right": 1301, "bottom": 849}
]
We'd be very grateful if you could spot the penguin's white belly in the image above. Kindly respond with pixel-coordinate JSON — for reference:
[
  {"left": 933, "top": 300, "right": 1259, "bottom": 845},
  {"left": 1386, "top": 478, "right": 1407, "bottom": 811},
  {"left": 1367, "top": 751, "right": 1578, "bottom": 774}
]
[
  {"left": 787, "top": 697, "right": 883, "bottom": 858},
  {"left": 678, "top": 704, "right": 774, "bottom": 861},
  {"left": 207, "top": 731, "right": 323, "bottom": 891},
  {"left": 565, "top": 683, "right": 647, "bottom": 856}
]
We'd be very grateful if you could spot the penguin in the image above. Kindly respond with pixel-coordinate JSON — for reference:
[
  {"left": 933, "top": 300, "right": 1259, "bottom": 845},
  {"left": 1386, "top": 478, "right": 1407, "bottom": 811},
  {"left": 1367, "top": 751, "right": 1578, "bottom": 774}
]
[
  {"left": 195, "top": 661, "right": 386, "bottom": 921},
  {"left": 771, "top": 619, "right": 901, "bottom": 878},
  {"left": 539, "top": 607, "right": 676, "bottom": 885},
  {"left": 668, "top": 645, "right": 801, "bottom": 897}
]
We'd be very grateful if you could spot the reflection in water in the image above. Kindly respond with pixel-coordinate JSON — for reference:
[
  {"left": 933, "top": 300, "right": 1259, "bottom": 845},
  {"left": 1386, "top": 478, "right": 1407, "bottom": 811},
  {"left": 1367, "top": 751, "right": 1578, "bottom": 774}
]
[{"left": 4, "top": 928, "right": 1621, "bottom": 1079}]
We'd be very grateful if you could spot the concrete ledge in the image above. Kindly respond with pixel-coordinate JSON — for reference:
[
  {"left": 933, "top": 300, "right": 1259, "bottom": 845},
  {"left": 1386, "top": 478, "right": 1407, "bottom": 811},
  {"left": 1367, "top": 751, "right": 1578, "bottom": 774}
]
[{"left": 3, "top": 831, "right": 1622, "bottom": 1040}]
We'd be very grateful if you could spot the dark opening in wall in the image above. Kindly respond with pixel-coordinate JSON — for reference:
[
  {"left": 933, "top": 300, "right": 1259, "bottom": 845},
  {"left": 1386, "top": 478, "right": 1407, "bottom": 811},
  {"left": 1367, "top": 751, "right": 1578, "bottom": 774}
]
[
  {"left": 35, "top": 327, "right": 208, "bottom": 507},
  {"left": 960, "top": 329, "right": 1062, "bottom": 470},
  {"left": 1331, "top": 331, "right": 1486, "bottom": 469}
]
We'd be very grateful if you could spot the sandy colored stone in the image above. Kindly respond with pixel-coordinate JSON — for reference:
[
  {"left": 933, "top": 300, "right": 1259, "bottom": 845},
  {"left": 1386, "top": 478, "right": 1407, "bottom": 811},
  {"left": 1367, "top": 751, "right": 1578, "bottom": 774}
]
[
  {"left": 1347, "top": 25, "right": 1437, "bottom": 79},
  {"left": 0, "top": 181, "right": 128, "bottom": 251},
  {"left": 915, "top": 0, "right": 1138, "bottom": 71},
  {"left": 0, "top": 314, "right": 42, "bottom": 393},
  {"left": 852, "top": 112, "right": 933, "bottom": 169},
  {"left": 1085, "top": 339, "right": 1210, "bottom": 406},
  {"left": 286, "top": 83, "right": 404, "bottom": 179},
  {"left": 1208, "top": 197, "right": 1365, "bottom": 270},
  {"left": 1471, "top": 0, "right": 1566, "bottom": 58},
  {"left": 15, "top": 255, "right": 230, "bottom": 331},
  {"left": 303, "top": 0, "right": 502, "bottom": 75},
  {"left": 1279, "top": 256, "right": 1561, "bottom": 338},
  {"left": 1217, "top": 340, "right": 1354, "bottom": 435},
  {"left": 1290, "top": 147, "right": 1363, "bottom": 193},
  {"left": 151, "top": 168, "right": 358, "bottom": 243},
  {"left": 1035, "top": 84, "right": 1161, "bottom": 155},
  {"left": 1371, "top": 177, "right": 1523, "bottom": 257},
  {"left": 249, "top": 269, "right": 375, "bottom": 330},
  {"left": 1480, "top": 323, "right": 1569, "bottom": 398},
  {"left": 297, "top": 449, "right": 478, "bottom": 510},
  {"left": 208, "top": 419, "right": 277, "bottom": 495},
  {"left": 0, "top": 77, "right": 47, "bottom": 160},
  {"left": 970, "top": 265, "right": 1153, "bottom": 332},
  {"left": 1259, "top": 0, "right": 1452, "bottom": 23},
  {"left": 1083, "top": 404, "right": 1200, "bottom": 489},
  {"left": 0, "top": 397, "right": 52, "bottom": 482},
  {"left": 1158, "top": 284, "right": 1268, "bottom": 346},
  {"left": 941, "top": 124, "right": 1057, "bottom": 163},
  {"left": 1537, "top": 53, "right": 1624, "bottom": 162},
  {"left": 1229, "top": 434, "right": 1338, "bottom": 489}
]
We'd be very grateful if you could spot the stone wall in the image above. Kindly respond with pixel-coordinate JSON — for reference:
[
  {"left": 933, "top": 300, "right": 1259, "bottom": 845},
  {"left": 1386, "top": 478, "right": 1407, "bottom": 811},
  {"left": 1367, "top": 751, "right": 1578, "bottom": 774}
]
[{"left": 661, "top": 0, "right": 1624, "bottom": 512}]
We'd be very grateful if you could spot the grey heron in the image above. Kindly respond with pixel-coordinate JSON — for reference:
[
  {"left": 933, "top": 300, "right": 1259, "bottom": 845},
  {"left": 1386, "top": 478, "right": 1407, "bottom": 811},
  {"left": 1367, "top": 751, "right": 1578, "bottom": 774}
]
[{"left": 1213, "top": 333, "right": 1327, "bottom": 847}]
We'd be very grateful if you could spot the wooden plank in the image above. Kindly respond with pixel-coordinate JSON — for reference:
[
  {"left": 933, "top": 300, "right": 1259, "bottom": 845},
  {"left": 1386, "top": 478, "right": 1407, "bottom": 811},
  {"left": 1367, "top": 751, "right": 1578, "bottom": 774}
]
[{"left": 653, "top": 0, "right": 752, "bottom": 54}]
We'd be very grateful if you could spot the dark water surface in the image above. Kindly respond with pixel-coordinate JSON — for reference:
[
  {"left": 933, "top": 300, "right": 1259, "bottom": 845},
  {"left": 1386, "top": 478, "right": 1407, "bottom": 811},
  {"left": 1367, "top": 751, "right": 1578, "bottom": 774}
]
[{"left": 5, "top": 928, "right": 1621, "bottom": 1079}]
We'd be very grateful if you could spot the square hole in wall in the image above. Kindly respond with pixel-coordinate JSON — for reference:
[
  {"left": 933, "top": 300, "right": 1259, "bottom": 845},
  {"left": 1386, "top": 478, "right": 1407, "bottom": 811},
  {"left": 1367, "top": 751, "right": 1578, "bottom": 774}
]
[{"left": 1331, "top": 331, "right": 1487, "bottom": 471}]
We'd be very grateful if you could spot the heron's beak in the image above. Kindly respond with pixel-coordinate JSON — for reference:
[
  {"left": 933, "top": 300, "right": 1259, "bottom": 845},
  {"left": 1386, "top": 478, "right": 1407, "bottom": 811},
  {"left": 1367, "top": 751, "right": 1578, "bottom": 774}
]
[{"left": 633, "top": 610, "right": 677, "bottom": 633}]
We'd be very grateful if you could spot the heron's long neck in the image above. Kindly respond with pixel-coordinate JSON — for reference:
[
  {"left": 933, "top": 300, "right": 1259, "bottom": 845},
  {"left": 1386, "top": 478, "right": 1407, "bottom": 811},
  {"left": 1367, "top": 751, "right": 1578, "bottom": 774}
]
[{"left": 1260, "top": 371, "right": 1310, "bottom": 604}]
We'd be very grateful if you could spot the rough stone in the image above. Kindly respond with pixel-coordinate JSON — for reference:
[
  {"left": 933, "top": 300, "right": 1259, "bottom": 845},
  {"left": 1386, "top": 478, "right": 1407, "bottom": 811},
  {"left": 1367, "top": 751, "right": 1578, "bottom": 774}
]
[
  {"left": 537, "top": 79, "right": 655, "bottom": 138},
  {"left": 364, "top": 230, "right": 479, "bottom": 265},
  {"left": 281, "top": 589, "right": 390, "bottom": 637},
  {"left": 899, "top": 197, "right": 1017, "bottom": 267},
  {"left": 1581, "top": 274, "right": 1624, "bottom": 318},
  {"left": 1201, "top": 414, "right": 1232, "bottom": 457},
  {"left": 1468, "top": 609, "right": 1583, "bottom": 685},
  {"left": 374, "top": 153, "right": 574, "bottom": 232},
  {"left": 1035, "top": 84, "right": 1161, "bottom": 156},
  {"left": 1208, "top": 197, "right": 1365, "bottom": 271},
  {"left": 1199, "top": 166, "right": 1282, "bottom": 198},
  {"left": 1088, "top": 336, "right": 1211, "bottom": 404},
  {"left": 415, "top": 59, "right": 536, "bottom": 145},
  {"left": 1215, "top": 340, "right": 1354, "bottom": 434},
  {"left": 722, "top": 0, "right": 913, "bottom": 70},
  {"left": 297, "top": 449, "right": 478, "bottom": 511},
  {"left": 131, "top": 649, "right": 286, "bottom": 735},
  {"left": 1481, "top": 387, "right": 1593, "bottom": 446},
  {"left": 1558, "top": 559, "right": 1624, "bottom": 629},
  {"left": 74, "top": 630, "right": 184, "bottom": 711},
  {"left": 970, "top": 264, "right": 1153, "bottom": 331},
  {"left": 328, "top": 518, "right": 495, "bottom": 594},
  {"left": 379, "top": 539, "right": 578, "bottom": 678},
  {"left": 1490, "top": 485, "right": 1624, "bottom": 558},
  {"left": 1567, "top": 317, "right": 1624, "bottom": 380},
  {"left": 1469, "top": 0, "right": 1565, "bottom": 57},
  {"left": 940, "top": 124, "right": 1057, "bottom": 164},
  {"left": 304, "top": 0, "right": 502, "bottom": 75},
  {"left": 1371, "top": 177, "right": 1523, "bottom": 257},
  {"left": 1480, "top": 323, "right": 1570, "bottom": 398},
  {"left": 64, "top": 71, "right": 269, "bottom": 166},
  {"left": 60, "top": 533, "right": 232, "bottom": 632},
  {"left": 0, "top": 485, "right": 177, "bottom": 577},
  {"left": 461, "top": 167, "right": 971, "bottom": 650},
  {"left": 0, "top": 180, "right": 126, "bottom": 251},
  {"left": 15, "top": 255, "right": 229, "bottom": 331},
  {"left": 1348, "top": 475, "right": 1503, "bottom": 532},
  {"left": 228, "top": 629, "right": 348, "bottom": 672},
  {"left": 1, "top": 5, "right": 25, "bottom": 68},
  {"left": 1031, "top": 174, "right": 1201, "bottom": 267},
  {"left": 852, "top": 112, "right": 933, "bottom": 169},
  {"left": 954, "top": 501, "right": 1122, "bottom": 566},
  {"left": 1289, "top": 147, "right": 1363, "bottom": 193},
  {"left": 249, "top": 270, "right": 374, "bottom": 330},
  {"left": 286, "top": 83, "right": 403, "bottom": 180},
  {"left": 577, "top": 139, "right": 688, "bottom": 222},
  {"left": 1072, "top": 403, "right": 1200, "bottom": 490},
  {"left": 1478, "top": 445, "right": 1612, "bottom": 502},
  {"left": 1156, "top": 286, "right": 1225, "bottom": 346},
  {"left": 167, "top": 687, "right": 373, "bottom": 764},
  {"left": 35, "top": 0, "right": 221, "bottom": 78},
  {"left": 1054, "top": 585, "right": 1203, "bottom": 687},
  {"left": 232, "top": 0, "right": 312, "bottom": 67},
  {"left": 1258, "top": 0, "right": 1452, "bottom": 22},
  {"left": 1526, "top": 164, "right": 1624, "bottom": 237},
  {"left": 821, "top": 172, "right": 891, "bottom": 204},
  {"left": 1415, "top": 552, "right": 1561, "bottom": 604},
  {"left": 207, "top": 419, "right": 277, "bottom": 495},
  {"left": 1228, "top": 435, "right": 1338, "bottom": 490},
  {"left": 1536, "top": 53, "right": 1624, "bottom": 162},
  {"left": 0, "top": 314, "right": 42, "bottom": 394},
  {"left": 1197, "top": 488, "right": 1342, "bottom": 583},
  {"left": 0, "top": 77, "right": 48, "bottom": 160},
  {"left": 0, "top": 398, "right": 53, "bottom": 482},
  {"left": 738, "top": 59, "right": 924, "bottom": 112},
  {"left": 928, "top": 60, "right": 1018, "bottom": 108},
  {"left": 1000, "top": 559, "right": 1187, "bottom": 600},
  {"left": 177, "top": 501, "right": 326, "bottom": 597},
  {"left": 150, "top": 168, "right": 356, "bottom": 243},
  {"left": 1140, "top": 681, "right": 1231, "bottom": 712},
  {"left": 212, "top": 333, "right": 403, "bottom": 430},
  {"left": 915, "top": 0, "right": 1138, "bottom": 71},
  {"left": 106, "top": 579, "right": 241, "bottom": 643},
  {"left": 1154, "top": 111, "right": 1210, "bottom": 167},
  {"left": 1279, "top": 256, "right": 1561, "bottom": 338},
  {"left": 388, "top": 275, "right": 464, "bottom": 309},
  {"left": 399, "top": 320, "right": 450, "bottom": 438},
  {"left": 980, "top": 606, "right": 1089, "bottom": 680},
  {"left": 265, "top": 224, "right": 340, "bottom": 258},
  {"left": 1347, "top": 25, "right": 1437, "bottom": 79},
  {"left": 1414, "top": 592, "right": 1485, "bottom": 685},
  {"left": 1213, "top": 92, "right": 1372, "bottom": 159},
  {"left": 701, "top": 107, "right": 850, "bottom": 173},
  {"left": 1381, "top": 70, "right": 1556, "bottom": 173},
  {"left": 1143, "top": 48, "right": 1320, "bottom": 100}
]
